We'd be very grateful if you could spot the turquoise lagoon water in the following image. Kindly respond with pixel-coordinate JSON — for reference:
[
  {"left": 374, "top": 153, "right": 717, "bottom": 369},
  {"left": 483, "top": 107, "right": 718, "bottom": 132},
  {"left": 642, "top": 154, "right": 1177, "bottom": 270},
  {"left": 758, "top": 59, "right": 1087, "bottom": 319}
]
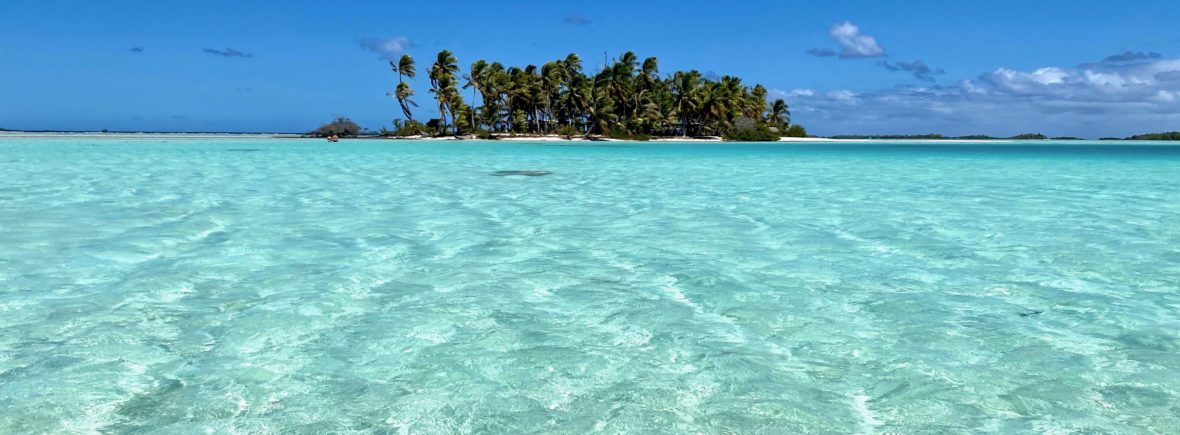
[{"left": 1, "top": 137, "right": 1179, "bottom": 433}]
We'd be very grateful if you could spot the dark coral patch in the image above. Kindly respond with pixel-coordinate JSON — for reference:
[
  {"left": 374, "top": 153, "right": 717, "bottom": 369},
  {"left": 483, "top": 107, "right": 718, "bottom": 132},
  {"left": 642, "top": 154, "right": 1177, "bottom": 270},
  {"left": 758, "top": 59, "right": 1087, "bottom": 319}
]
[{"left": 491, "top": 170, "right": 553, "bottom": 177}]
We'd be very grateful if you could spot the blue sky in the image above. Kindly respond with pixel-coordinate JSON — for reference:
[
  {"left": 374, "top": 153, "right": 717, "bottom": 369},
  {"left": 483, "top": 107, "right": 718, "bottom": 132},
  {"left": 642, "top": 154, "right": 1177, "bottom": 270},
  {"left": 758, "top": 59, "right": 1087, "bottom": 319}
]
[{"left": 2, "top": 0, "right": 1179, "bottom": 136}]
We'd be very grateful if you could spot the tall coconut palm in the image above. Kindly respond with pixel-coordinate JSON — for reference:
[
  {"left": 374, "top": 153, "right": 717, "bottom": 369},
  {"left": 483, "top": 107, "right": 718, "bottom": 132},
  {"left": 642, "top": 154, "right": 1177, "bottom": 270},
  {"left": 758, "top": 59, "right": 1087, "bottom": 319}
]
[
  {"left": 481, "top": 63, "right": 508, "bottom": 130},
  {"left": 429, "top": 50, "right": 460, "bottom": 133},
  {"left": 671, "top": 71, "right": 701, "bottom": 136},
  {"left": 464, "top": 60, "right": 488, "bottom": 130},
  {"left": 541, "top": 61, "right": 565, "bottom": 131}
]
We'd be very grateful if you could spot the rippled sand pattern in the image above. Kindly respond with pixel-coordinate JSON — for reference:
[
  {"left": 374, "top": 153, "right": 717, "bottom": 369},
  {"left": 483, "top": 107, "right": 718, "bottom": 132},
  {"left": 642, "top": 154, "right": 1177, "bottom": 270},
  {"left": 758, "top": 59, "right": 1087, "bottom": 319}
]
[{"left": 1, "top": 139, "right": 1179, "bottom": 433}]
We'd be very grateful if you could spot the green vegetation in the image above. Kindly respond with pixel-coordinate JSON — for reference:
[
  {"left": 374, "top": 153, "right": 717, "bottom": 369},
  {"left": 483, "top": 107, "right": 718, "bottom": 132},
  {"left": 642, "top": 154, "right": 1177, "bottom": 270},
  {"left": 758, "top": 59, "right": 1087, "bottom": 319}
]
[
  {"left": 309, "top": 117, "right": 362, "bottom": 137},
  {"left": 387, "top": 50, "right": 803, "bottom": 138},
  {"left": 723, "top": 117, "right": 780, "bottom": 141},
  {"left": 1127, "top": 131, "right": 1180, "bottom": 140},
  {"left": 784, "top": 125, "right": 808, "bottom": 138},
  {"left": 1051, "top": 136, "right": 1083, "bottom": 140},
  {"left": 724, "top": 126, "right": 781, "bottom": 141},
  {"left": 1009, "top": 133, "right": 1047, "bottom": 140},
  {"left": 556, "top": 125, "right": 580, "bottom": 139},
  {"left": 380, "top": 119, "right": 426, "bottom": 137}
]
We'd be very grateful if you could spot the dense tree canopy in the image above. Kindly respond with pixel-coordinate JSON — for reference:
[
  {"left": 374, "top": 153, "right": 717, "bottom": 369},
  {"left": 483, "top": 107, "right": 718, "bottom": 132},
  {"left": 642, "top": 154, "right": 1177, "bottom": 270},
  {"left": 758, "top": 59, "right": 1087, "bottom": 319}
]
[
  {"left": 1127, "top": 131, "right": 1180, "bottom": 140},
  {"left": 309, "top": 117, "right": 363, "bottom": 137},
  {"left": 389, "top": 50, "right": 798, "bottom": 138}
]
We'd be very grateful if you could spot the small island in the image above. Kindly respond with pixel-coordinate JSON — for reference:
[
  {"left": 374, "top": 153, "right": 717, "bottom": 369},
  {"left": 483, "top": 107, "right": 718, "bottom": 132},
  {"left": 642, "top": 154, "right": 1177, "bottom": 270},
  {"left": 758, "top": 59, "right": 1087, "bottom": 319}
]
[{"left": 359, "top": 50, "right": 806, "bottom": 141}]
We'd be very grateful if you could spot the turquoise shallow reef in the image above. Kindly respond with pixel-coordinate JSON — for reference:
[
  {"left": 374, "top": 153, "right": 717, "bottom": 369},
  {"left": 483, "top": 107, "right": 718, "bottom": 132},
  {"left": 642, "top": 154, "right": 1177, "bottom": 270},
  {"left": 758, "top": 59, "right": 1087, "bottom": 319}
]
[{"left": 1, "top": 138, "right": 1179, "bottom": 433}]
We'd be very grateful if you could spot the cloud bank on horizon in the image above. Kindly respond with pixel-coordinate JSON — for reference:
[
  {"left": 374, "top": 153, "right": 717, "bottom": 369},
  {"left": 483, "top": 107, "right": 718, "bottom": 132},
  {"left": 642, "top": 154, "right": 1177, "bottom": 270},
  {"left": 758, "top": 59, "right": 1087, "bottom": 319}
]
[
  {"left": 784, "top": 53, "right": 1180, "bottom": 136},
  {"left": 784, "top": 19, "right": 1180, "bottom": 136}
]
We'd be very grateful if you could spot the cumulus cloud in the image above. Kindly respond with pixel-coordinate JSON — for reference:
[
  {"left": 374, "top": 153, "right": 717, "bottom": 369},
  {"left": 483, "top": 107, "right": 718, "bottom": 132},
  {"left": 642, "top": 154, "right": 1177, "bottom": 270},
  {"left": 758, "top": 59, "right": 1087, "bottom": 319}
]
[
  {"left": 879, "top": 60, "right": 945, "bottom": 82},
  {"left": 203, "top": 48, "right": 253, "bottom": 58},
  {"left": 981, "top": 67, "right": 1068, "bottom": 91},
  {"left": 1103, "top": 51, "right": 1162, "bottom": 63},
  {"left": 357, "top": 37, "right": 411, "bottom": 60},
  {"left": 785, "top": 55, "right": 1180, "bottom": 137},
  {"left": 563, "top": 15, "right": 591, "bottom": 25},
  {"left": 829, "top": 21, "right": 886, "bottom": 58}
]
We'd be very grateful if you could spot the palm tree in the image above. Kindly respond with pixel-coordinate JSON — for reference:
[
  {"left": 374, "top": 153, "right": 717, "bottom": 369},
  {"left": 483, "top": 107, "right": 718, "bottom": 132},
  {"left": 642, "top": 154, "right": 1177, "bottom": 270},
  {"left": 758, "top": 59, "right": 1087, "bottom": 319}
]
[
  {"left": 481, "top": 63, "right": 509, "bottom": 131},
  {"left": 464, "top": 60, "right": 488, "bottom": 130},
  {"left": 389, "top": 54, "right": 418, "bottom": 124},
  {"left": 747, "top": 84, "right": 769, "bottom": 120},
  {"left": 567, "top": 74, "right": 592, "bottom": 134},
  {"left": 429, "top": 50, "right": 460, "bottom": 133},
  {"left": 394, "top": 54, "right": 416, "bottom": 83},
  {"left": 769, "top": 99, "right": 790, "bottom": 128},
  {"left": 671, "top": 71, "right": 701, "bottom": 136},
  {"left": 395, "top": 82, "right": 417, "bottom": 122},
  {"left": 541, "top": 61, "right": 564, "bottom": 132}
]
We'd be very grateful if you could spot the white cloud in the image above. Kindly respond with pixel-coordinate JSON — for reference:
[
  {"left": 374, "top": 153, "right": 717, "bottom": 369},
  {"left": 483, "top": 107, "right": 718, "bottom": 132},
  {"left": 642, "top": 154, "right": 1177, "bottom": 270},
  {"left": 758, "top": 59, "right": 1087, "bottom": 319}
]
[
  {"left": 1029, "top": 67, "right": 1068, "bottom": 85},
  {"left": 828, "top": 90, "right": 859, "bottom": 102},
  {"left": 771, "top": 88, "right": 815, "bottom": 98},
  {"left": 358, "top": 37, "right": 411, "bottom": 60},
  {"left": 985, "top": 67, "right": 1068, "bottom": 91},
  {"left": 829, "top": 22, "right": 886, "bottom": 59}
]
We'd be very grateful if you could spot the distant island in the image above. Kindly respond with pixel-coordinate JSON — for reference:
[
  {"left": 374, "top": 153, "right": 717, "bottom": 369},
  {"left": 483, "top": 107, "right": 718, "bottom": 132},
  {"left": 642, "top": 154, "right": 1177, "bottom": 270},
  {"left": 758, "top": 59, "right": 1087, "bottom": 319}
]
[
  {"left": 823, "top": 132, "right": 1180, "bottom": 141},
  {"left": 828, "top": 134, "right": 1056, "bottom": 140},
  {"left": 1123, "top": 132, "right": 1180, "bottom": 141}
]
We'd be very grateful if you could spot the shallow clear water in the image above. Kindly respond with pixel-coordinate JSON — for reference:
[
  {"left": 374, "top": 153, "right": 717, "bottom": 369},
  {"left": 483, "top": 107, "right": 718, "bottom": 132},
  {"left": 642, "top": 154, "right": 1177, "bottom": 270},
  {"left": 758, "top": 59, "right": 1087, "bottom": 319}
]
[{"left": 2, "top": 138, "right": 1179, "bottom": 433}]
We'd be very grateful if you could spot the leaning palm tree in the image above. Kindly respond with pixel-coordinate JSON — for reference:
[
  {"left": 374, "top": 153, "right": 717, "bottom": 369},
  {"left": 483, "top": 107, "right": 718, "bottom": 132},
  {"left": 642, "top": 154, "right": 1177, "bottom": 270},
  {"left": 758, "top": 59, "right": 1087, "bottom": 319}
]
[
  {"left": 395, "top": 82, "right": 417, "bottom": 122},
  {"left": 388, "top": 54, "right": 419, "bottom": 125}
]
